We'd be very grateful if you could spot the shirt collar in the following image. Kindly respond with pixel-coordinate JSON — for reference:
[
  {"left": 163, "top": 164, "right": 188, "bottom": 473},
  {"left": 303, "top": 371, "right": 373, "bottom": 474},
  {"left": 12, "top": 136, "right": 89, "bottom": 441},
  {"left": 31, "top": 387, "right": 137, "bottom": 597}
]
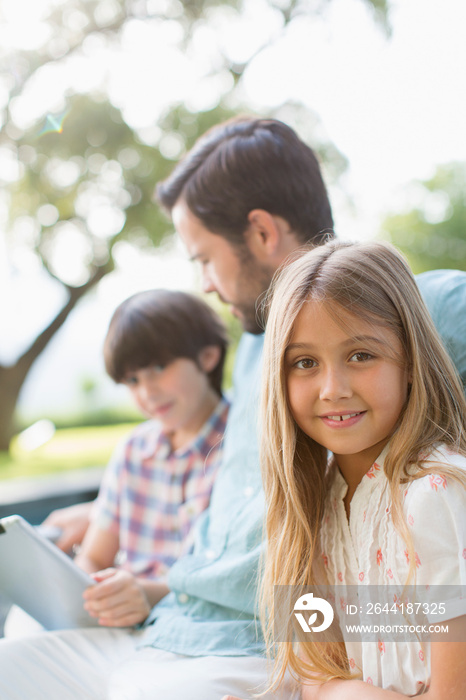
[
  {"left": 173, "top": 395, "right": 229, "bottom": 458},
  {"left": 330, "top": 441, "right": 390, "bottom": 500},
  {"left": 135, "top": 396, "right": 228, "bottom": 461},
  {"left": 159, "top": 396, "right": 229, "bottom": 457}
]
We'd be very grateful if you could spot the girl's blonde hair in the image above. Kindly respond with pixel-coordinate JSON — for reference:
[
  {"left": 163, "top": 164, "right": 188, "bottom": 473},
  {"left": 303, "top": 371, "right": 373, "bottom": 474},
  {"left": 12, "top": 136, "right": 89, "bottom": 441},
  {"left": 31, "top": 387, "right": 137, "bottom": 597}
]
[{"left": 260, "top": 240, "right": 466, "bottom": 688}]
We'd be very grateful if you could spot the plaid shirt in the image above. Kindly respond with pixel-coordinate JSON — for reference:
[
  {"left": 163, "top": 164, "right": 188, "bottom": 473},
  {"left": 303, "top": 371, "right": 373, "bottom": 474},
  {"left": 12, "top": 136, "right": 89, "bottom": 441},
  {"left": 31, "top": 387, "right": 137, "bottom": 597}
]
[{"left": 91, "top": 396, "right": 229, "bottom": 579}]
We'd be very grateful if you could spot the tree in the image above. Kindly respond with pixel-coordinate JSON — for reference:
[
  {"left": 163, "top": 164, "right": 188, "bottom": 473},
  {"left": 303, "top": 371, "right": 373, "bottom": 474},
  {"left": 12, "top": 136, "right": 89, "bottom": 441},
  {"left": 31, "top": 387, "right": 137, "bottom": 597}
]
[
  {"left": 0, "top": 0, "right": 389, "bottom": 451},
  {"left": 381, "top": 162, "right": 466, "bottom": 273}
]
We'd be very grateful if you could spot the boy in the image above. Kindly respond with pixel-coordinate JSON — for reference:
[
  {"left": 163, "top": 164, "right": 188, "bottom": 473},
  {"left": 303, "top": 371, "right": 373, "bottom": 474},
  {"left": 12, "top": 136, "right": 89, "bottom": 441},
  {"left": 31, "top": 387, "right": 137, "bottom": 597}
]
[
  {"left": 75, "top": 289, "right": 229, "bottom": 628},
  {"left": 6, "top": 289, "right": 229, "bottom": 635}
]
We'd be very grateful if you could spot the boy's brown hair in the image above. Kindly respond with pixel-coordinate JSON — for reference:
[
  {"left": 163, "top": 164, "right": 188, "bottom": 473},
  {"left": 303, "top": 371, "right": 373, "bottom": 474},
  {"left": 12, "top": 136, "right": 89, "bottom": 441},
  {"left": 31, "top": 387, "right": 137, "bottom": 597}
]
[{"left": 104, "top": 289, "right": 228, "bottom": 395}]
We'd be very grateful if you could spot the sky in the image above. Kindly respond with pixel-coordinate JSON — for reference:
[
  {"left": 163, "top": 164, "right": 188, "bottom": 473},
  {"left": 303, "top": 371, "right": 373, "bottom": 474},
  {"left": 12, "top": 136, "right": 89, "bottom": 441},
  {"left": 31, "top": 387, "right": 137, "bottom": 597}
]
[{"left": 2, "top": 0, "right": 466, "bottom": 419}]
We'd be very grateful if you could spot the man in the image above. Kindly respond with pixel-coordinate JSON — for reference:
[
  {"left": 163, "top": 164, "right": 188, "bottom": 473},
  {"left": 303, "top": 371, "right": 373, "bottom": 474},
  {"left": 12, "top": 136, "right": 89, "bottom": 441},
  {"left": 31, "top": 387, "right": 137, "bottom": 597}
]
[
  {"left": 157, "top": 117, "right": 333, "bottom": 334},
  {"left": 0, "top": 117, "right": 464, "bottom": 699}
]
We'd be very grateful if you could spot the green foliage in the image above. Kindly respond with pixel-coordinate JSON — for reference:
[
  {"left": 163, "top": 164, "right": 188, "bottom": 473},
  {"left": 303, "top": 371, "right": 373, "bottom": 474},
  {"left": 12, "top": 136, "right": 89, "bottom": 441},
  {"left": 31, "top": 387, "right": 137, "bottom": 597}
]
[
  {"left": 361, "top": 0, "right": 391, "bottom": 35},
  {"left": 0, "top": 423, "right": 138, "bottom": 481},
  {"left": 381, "top": 163, "right": 466, "bottom": 273},
  {"left": 204, "top": 295, "right": 243, "bottom": 391},
  {"left": 8, "top": 95, "right": 241, "bottom": 284},
  {"left": 0, "top": 0, "right": 390, "bottom": 452},
  {"left": 30, "top": 407, "right": 143, "bottom": 432}
]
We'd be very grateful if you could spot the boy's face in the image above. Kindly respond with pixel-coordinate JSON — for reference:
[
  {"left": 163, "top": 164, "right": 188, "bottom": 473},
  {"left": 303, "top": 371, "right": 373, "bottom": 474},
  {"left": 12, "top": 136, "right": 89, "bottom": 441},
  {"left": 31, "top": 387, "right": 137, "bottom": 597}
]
[
  {"left": 123, "top": 357, "right": 218, "bottom": 446},
  {"left": 172, "top": 200, "right": 273, "bottom": 334}
]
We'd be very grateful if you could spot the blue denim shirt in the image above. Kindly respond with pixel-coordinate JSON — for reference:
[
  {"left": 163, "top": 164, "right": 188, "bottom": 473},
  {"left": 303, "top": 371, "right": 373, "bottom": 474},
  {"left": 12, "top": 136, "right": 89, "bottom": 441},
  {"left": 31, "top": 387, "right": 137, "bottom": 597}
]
[
  {"left": 142, "top": 332, "right": 266, "bottom": 656},
  {"left": 141, "top": 269, "right": 466, "bottom": 658},
  {"left": 416, "top": 269, "right": 466, "bottom": 392}
]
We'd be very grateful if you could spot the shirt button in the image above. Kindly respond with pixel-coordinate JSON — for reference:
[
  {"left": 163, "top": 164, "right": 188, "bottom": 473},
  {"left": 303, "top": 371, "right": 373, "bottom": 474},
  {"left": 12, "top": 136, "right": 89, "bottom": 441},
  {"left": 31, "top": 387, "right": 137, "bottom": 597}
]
[
  {"left": 178, "top": 593, "right": 189, "bottom": 604},
  {"left": 243, "top": 486, "right": 254, "bottom": 497}
]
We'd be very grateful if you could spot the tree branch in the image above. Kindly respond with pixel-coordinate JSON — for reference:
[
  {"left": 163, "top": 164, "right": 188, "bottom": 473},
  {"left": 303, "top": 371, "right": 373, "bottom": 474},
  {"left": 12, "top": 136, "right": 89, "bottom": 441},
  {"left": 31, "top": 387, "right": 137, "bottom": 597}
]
[{"left": 16, "top": 260, "right": 114, "bottom": 379}]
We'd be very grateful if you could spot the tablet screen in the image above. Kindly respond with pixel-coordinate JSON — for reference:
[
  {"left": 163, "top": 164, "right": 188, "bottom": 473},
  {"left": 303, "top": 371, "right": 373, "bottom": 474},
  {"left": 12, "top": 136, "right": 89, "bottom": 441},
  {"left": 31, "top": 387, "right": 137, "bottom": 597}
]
[{"left": 0, "top": 515, "right": 98, "bottom": 630}]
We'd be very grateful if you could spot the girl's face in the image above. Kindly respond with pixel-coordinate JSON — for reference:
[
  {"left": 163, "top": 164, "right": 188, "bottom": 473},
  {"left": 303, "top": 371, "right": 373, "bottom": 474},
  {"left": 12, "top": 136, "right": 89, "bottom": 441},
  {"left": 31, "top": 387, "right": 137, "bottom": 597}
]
[{"left": 285, "top": 299, "right": 410, "bottom": 479}]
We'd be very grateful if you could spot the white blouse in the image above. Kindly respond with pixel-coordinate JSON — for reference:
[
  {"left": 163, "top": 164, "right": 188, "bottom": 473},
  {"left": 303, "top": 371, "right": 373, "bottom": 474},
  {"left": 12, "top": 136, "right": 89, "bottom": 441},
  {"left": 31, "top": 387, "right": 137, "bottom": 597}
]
[{"left": 320, "top": 444, "right": 466, "bottom": 695}]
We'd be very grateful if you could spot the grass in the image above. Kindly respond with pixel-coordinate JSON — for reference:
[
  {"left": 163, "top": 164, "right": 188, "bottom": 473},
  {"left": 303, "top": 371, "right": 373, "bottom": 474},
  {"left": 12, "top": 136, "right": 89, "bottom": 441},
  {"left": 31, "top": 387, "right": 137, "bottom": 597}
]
[{"left": 0, "top": 423, "right": 140, "bottom": 481}]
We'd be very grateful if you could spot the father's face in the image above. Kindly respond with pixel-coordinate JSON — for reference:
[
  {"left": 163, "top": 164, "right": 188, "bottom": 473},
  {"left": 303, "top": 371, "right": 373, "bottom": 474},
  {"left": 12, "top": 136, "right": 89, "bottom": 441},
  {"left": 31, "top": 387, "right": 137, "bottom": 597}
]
[{"left": 173, "top": 200, "right": 273, "bottom": 334}]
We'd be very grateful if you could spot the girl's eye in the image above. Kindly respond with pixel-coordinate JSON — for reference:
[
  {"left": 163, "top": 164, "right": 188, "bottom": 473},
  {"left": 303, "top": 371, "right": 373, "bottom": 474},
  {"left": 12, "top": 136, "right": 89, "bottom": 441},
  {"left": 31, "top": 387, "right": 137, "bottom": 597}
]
[
  {"left": 295, "top": 358, "right": 317, "bottom": 369},
  {"left": 125, "top": 376, "right": 138, "bottom": 386},
  {"left": 349, "top": 352, "right": 373, "bottom": 363}
]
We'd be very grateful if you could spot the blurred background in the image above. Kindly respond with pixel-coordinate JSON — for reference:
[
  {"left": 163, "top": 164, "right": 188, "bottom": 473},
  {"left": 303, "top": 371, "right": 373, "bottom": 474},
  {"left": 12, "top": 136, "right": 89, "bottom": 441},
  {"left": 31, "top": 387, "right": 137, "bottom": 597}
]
[{"left": 1, "top": 0, "right": 465, "bottom": 480}]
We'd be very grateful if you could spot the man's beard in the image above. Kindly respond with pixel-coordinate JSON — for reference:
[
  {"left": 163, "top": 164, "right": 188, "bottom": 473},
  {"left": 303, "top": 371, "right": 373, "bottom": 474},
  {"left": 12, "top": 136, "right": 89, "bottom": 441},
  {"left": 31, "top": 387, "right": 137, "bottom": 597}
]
[
  {"left": 232, "top": 252, "right": 273, "bottom": 335},
  {"left": 235, "top": 292, "right": 268, "bottom": 334}
]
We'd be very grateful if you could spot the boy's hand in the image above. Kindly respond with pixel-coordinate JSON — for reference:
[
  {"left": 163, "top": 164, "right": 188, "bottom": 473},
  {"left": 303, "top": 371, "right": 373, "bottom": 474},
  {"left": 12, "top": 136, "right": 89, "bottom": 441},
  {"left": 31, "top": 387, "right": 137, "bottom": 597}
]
[
  {"left": 42, "top": 501, "right": 93, "bottom": 552},
  {"left": 83, "top": 568, "right": 151, "bottom": 627}
]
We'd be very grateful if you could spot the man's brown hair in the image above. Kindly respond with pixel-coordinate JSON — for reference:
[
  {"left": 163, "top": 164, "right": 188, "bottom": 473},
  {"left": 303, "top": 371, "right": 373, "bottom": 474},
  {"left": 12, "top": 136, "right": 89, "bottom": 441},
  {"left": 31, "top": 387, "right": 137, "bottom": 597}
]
[{"left": 157, "top": 116, "right": 334, "bottom": 246}]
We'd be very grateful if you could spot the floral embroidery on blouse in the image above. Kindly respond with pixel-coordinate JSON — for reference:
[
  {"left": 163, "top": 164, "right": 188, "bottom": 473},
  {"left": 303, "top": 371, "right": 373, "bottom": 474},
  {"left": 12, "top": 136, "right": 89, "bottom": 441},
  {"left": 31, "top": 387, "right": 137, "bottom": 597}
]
[
  {"left": 404, "top": 549, "right": 421, "bottom": 568},
  {"left": 318, "top": 443, "right": 466, "bottom": 696},
  {"left": 429, "top": 474, "right": 447, "bottom": 491},
  {"left": 366, "top": 462, "right": 381, "bottom": 479}
]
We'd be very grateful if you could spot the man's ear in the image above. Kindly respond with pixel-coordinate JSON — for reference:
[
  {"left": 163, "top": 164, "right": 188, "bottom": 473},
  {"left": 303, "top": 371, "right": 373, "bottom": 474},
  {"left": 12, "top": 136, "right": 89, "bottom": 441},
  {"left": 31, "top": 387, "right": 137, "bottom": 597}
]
[
  {"left": 245, "top": 209, "right": 282, "bottom": 259},
  {"left": 198, "top": 345, "right": 222, "bottom": 374}
]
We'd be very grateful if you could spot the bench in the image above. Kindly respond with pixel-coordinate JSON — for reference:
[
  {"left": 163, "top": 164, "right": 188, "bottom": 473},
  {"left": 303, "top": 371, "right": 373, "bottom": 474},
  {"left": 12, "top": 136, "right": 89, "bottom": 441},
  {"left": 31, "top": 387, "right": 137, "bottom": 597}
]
[{"left": 0, "top": 466, "right": 104, "bottom": 524}]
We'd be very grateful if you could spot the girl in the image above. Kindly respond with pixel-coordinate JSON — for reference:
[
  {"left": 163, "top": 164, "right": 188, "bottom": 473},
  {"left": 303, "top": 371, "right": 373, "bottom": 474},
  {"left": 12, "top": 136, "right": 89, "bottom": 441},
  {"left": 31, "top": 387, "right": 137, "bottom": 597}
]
[{"left": 260, "top": 241, "right": 466, "bottom": 698}]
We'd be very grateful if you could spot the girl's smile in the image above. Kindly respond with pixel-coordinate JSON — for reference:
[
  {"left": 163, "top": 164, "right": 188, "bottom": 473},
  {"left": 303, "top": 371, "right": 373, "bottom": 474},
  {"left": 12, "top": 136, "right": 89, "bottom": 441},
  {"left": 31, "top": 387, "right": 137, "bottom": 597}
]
[
  {"left": 319, "top": 410, "right": 366, "bottom": 428},
  {"left": 286, "top": 299, "right": 410, "bottom": 484}
]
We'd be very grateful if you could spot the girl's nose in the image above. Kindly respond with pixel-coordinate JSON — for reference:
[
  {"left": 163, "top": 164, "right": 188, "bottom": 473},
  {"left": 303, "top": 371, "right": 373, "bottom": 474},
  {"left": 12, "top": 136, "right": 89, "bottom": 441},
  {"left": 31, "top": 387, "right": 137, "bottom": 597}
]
[{"left": 319, "top": 367, "right": 352, "bottom": 402}]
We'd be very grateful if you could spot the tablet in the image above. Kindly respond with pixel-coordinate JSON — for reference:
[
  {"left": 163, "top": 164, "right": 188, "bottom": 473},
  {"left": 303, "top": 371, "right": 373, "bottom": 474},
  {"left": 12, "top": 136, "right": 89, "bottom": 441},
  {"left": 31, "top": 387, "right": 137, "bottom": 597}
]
[{"left": 0, "top": 514, "right": 99, "bottom": 630}]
